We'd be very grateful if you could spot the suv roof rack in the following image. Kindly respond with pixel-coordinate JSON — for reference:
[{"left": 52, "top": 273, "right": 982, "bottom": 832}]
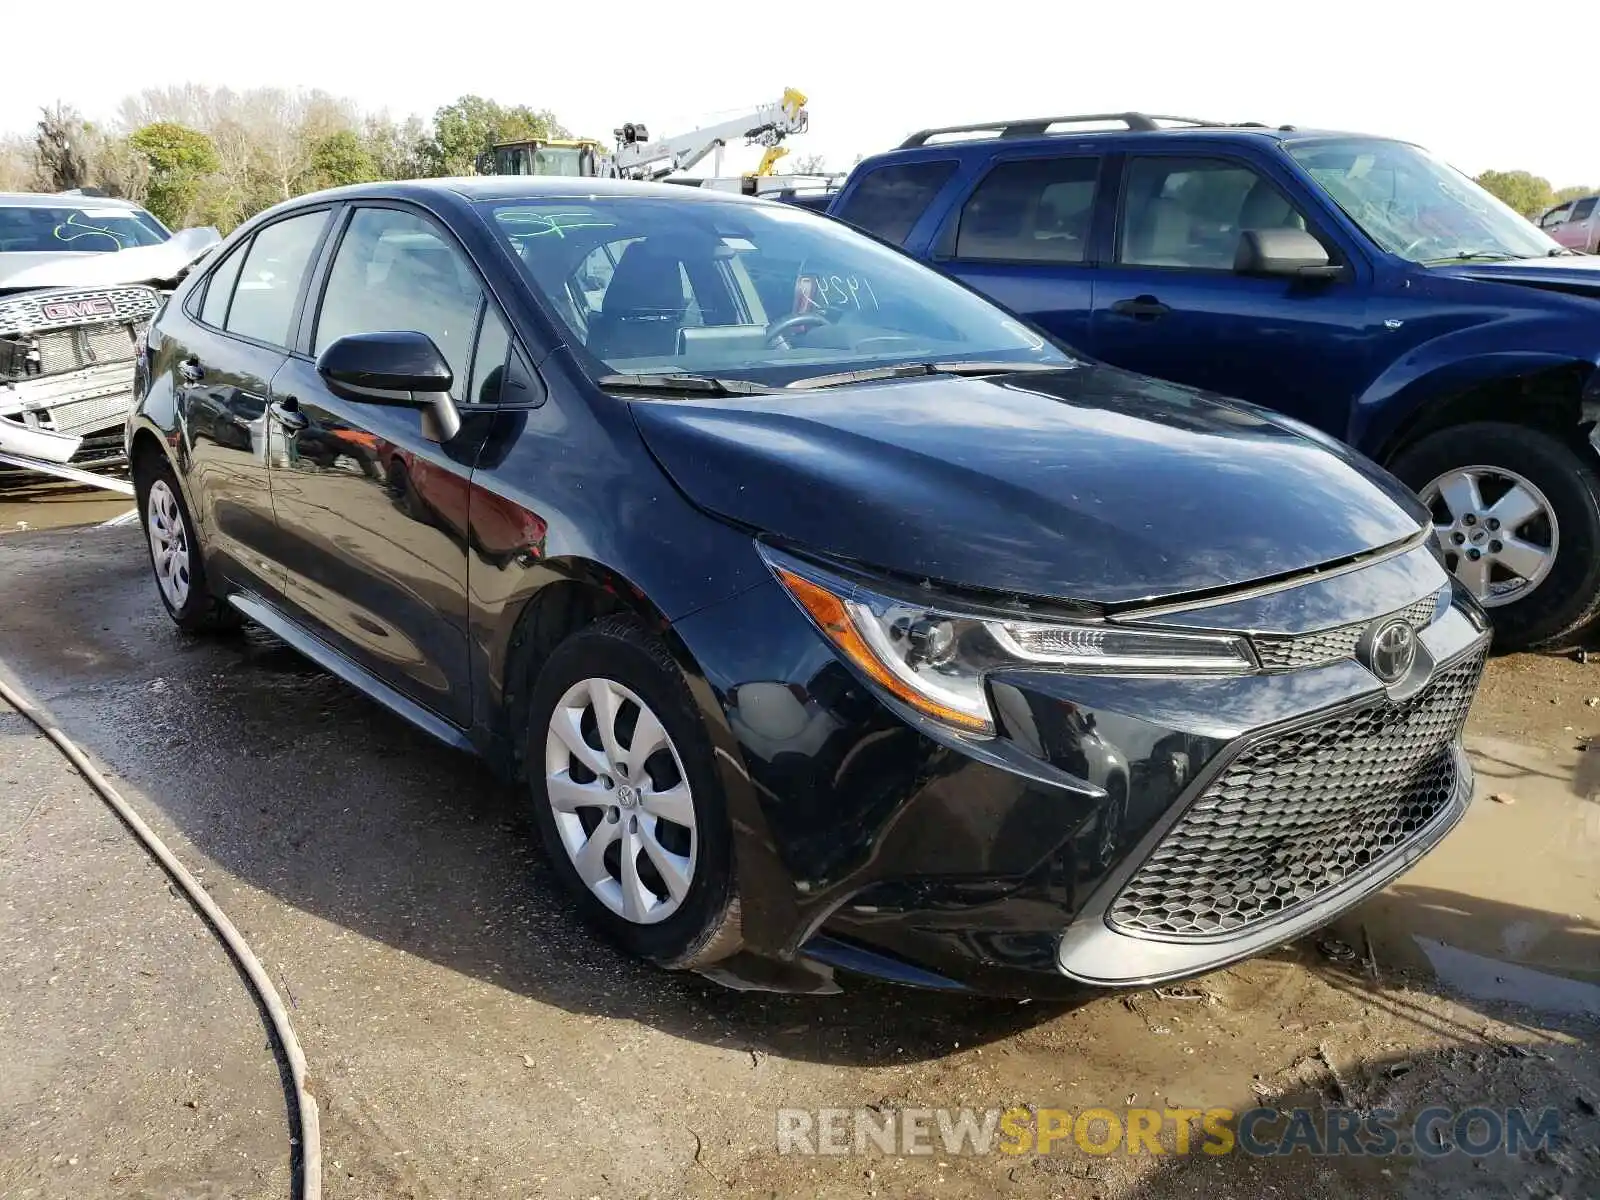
[{"left": 898, "top": 112, "right": 1226, "bottom": 148}]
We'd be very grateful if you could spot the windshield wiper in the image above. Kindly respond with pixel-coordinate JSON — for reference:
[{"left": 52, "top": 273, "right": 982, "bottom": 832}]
[
  {"left": 597, "top": 372, "right": 781, "bottom": 396},
  {"left": 787, "top": 360, "right": 1071, "bottom": 391},
  {"left": 1421, "top": 250, "right": 1523, "bottom": 264}
]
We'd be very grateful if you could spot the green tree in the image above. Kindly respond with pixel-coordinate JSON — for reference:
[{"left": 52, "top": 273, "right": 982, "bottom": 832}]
[
  {"left": 424, "top": 95, "right": 568, "bottom": 175},
  {"left": 301, "top": 129, "right": 376, "bottom": 190},
  {"left": 1474, "top": 169, "right": 1555, "bottom": 218},
  {"left": 130, "top": 122, "right": 219, "bottom": 227},
  {"left": 1554, "top": 184, "right": 1596, "bottom": 204}
]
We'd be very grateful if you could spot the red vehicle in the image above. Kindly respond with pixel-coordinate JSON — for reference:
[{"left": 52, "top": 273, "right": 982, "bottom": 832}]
[{"left": 1538, "top": 195, "right": 1600, "bottom": 252}]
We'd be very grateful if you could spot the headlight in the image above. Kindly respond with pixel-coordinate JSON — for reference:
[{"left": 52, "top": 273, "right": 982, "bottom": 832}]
[{"left": 762, "top": 547, "right": 1254, "bottom": 737}]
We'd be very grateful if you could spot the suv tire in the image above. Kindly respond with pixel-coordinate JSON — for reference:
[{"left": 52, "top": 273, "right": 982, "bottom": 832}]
[
  {"left": 522, "top": 616, "right": 742, "bottom": 968},
  {"left": 1390, "top": 421, "right": 1600, "bottom": 649}
]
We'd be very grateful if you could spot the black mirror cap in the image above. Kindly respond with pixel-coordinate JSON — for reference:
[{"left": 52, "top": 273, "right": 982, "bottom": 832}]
[
  {"left": 1235, "top": 229, "right": 1343, "bottom": 279},
  {"left": 315, "top": 331, "right": 454, "bottom": 403}
]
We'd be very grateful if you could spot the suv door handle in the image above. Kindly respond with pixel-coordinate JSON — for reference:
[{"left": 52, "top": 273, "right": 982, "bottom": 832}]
[
  {"left": 1109, "top": 295, "right": 1172, "bottom": 320},
  {"left": 179, "top": 357, "right": 204, "bottom": 383},
  {"left": 270, "top": 397, "right": 308, "bottom": 432}
]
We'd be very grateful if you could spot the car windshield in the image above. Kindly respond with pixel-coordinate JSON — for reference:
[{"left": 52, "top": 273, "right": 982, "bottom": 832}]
[
  {"left": 1287, "top": 138, "right": 1561, "bottom": 265},
  {"left": 481, "top": 195, "right": 1069, "bottom": 385},
  {"left": 0, "top": 203, "right": 170, "bottom": 253}
]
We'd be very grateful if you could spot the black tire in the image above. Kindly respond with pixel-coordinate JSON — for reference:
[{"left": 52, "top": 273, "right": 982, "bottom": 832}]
[
  {"left": 133, "top": 452, "right": 240, "bottom": 634},
  {"left": 521, "top": 615, "right": 741, "bottom": 968},
  {"left": 1389, "top": 421, "right": 1600, "bottom": 650}
]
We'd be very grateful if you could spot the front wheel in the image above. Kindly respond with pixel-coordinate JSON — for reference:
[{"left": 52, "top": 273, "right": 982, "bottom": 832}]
[
  {"left": 1390, "top": 421, "right": 1600, "bottom": 650},
  {"left": 522, "top": 616, "right": 741, "bottom": 968}
]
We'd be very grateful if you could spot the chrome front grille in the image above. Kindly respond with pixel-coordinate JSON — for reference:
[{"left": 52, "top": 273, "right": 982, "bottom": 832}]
[
  {"left": 1251, "top": 591, "right": 1442, "bottom": 672},
  {"left": 0, "top": 286, "right": 160, "bottom": 334},
  {"left": 1108, "top": 647, "right": 1485, "bottom": 940}
]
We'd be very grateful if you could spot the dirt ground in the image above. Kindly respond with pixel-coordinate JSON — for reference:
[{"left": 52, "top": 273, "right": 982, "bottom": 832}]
[{"left": 0, "top": 522, "right": 1596, "bottom": 1200}]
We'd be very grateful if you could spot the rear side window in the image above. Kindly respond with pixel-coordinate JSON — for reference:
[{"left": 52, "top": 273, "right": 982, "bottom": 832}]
[
  {"left": 199, "top": 240, "right": 247, "bottom": 327},
  {"left": 224, "top": 211, "right": 328, "bottom": 347},
  {"left": 1573, "top": 197, "right": 1597, "bottom": 221},
  {"left": 955, "top": 157, "right": 1100, "bottom": 263},
  {"left": 835, "top": 160, "right": 957, "bottom": 244}
]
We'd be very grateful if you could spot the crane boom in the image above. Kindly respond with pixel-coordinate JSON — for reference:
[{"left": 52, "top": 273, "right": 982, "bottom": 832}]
[{"left": 610, "top": 89, "right": 809, "bottom": 181}]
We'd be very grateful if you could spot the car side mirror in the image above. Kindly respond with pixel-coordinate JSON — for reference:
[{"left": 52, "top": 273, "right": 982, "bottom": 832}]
[
  {"left": 1234, "top": 229, "right": 1343, "bottom": 280},
  {"left": 315, "top": 331, "right": 461, "bottom": 442}
]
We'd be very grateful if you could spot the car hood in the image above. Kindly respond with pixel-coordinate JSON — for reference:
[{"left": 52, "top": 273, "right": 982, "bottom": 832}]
[
  {"left": 0, "top": 227, "right": 221, "bottom": 293},
  {"left": 1431, "top": 254, "right": 1600, "bottom": 292},
  {"left": 628, "top": 364, "right": 1428, "bottom": 607}
]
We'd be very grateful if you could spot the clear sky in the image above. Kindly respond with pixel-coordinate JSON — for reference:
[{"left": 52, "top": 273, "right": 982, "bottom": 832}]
[{"left": 2, "top": 0, "right": 1589, "bottom": 186}]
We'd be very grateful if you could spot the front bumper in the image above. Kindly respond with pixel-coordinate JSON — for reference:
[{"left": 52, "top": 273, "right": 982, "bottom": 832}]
[{"left": 672, "top": 542, "right": 1489, "bottom": 997}]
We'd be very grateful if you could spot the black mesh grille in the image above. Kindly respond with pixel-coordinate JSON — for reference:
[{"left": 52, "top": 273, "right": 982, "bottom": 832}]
[
  {"left": 1108, "top": 648, "right": 1484, "bottom": 939},
  {"left": 1251, "top": 592, "right": 1441, "bottom": 672}
]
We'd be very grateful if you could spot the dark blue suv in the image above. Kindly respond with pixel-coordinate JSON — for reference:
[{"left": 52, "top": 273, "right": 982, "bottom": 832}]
[{"left": 828, "top": 112, "right": 1600, "bottom": 650}]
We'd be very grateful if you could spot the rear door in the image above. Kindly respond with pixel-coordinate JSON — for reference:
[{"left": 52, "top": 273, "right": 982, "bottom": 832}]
[
  {"left": 1567, "top": 196, "right": 1598, "bottom": 251},
  {"left": 932, "top": 151, "right": 1109, "bottom": 348},
  {"left": 267, "top": 202, "right": 510, "bottom": 726},
  {"left": 171, "top": 207, "right": 331, "bottom": 598},
  {"left": 1085, "top": 151, "right": 1373, "bottom": 437}
]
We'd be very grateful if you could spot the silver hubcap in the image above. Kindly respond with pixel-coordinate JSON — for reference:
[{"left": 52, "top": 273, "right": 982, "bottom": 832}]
[
  {"left": 145, "top": 479, "right": 191, "bottom": 610},
  {"left": 544, "top": 678, "right": 696, "bottom": 925},
  {"left": 1421, "top": 465, "right": 1558, "bottom": 608}
]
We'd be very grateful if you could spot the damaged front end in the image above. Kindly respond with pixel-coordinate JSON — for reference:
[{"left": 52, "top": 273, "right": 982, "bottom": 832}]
[{"left": 0, "top": 285, "right": 162, "bottom": 465}]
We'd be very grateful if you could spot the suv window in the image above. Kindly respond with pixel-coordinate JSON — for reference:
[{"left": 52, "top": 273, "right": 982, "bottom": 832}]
[
  {"left": 315, "top": 207, "right": 484, "bottom": 402},
  {"left": 835, "top": 161, "right": 957, "bottom": 245},
  {"left": 1572, "top": 198, "right": 1597, "bottom": 221},
  {"left": 199, "top": 239, "right": 248, "bottom": 328},
  {"left": 224, "top": 211, "right": 327, "bottom": 346},
  {"left": 955, "top": 157, "right": 1099, "bottom": 263},
  {"left": 1541, "top": 204, "right": 1571, "bottom": 229},
  {"left": 1118, "top": 157, "right": 1309, "bottom": 270}
]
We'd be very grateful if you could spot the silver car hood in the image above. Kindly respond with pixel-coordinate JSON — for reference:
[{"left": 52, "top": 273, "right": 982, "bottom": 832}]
[{"left": 0, "top": 226, "right": 221, "bottom": 291}]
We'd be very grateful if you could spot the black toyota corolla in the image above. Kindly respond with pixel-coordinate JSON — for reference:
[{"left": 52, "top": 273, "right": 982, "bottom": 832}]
[{"left": 125, "top": 177, "right": 1489, "bottom": 996}]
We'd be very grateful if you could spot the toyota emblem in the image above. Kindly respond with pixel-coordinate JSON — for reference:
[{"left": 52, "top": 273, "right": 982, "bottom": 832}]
[{"left": 1358, "top": 617, "right": 1417, "bottom": 684}]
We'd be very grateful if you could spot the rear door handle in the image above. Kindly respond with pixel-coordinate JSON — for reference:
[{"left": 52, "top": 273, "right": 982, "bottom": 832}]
[
  {"left": 1109, "top": 295, "right": 1172, "bottom": 320},
  {"left": 179, "top": 357, "right": 204, "bottom": 383},
  {"left": 270, "top": 398, "right": 308, "bottom": 432}
]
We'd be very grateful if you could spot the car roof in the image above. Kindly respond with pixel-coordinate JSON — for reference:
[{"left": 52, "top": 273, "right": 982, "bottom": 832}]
[
  {"left": 0, "top": 191, "right": 147, "bottom": 210},
  {"left": 301, "top": 176, "right": 769, "bottom": 206}
]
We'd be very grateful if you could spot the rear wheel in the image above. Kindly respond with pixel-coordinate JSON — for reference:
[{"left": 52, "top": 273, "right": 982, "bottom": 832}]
[
  {"left": 1390, "top": 421, "right": 1600, "bottom": 649},
  {"left": 134, "top": 454, "right": 240, "bottom": 633},
  {"left": 522, "top": 616, "right": 741, "bottom": 968}
]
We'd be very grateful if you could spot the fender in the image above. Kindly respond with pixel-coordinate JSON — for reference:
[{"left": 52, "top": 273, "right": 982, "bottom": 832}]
[{"left": 1355, "top": 340, "right": 1597, "bottom": 462}]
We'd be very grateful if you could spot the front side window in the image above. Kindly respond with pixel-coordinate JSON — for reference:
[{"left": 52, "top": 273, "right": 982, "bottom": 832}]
[
  {"left": 834, "top": 161, "right": 957, "bottom": 244},
  {"left": 224, "top": 210, "right": 328, "bottom": 347},
  {"left": 315, "top": 207, "right": 484, "bottom": 402},
  {"left": 0, "top": 203, "right": 168, "bottom": 253},
  {"left": 955, "top": 156, "right": 1099, "bottom": 263},
  {"left": 483, "top": 197, "right": 1068, "bottom": 384},
  {"left": 1287, "top": 138, "right": 1561, "bottom": 264},
  {"left": 1118, "top": 157, "right": 1310, "bottom": 270},
  {"left": 1541, "top": 204, "right": 1572, "bottom": 229}
]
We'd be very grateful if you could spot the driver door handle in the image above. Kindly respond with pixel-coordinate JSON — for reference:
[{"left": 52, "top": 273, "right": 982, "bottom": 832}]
[
  {"left": 1109, "top": 295, "right": 1172, "bottom": 320},
  {"left": 270, "top": 397, "right": 308, "bottom": 432}
]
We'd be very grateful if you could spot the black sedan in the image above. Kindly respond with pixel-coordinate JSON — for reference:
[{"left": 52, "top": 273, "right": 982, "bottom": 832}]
[{"left": 125, "top": 177, "right": 1489, "bottom": 996}]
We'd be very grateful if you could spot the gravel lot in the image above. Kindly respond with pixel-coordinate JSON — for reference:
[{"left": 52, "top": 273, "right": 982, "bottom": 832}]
[{"left": 1, "top": 524, "right": 1596, "bottom": 1199}]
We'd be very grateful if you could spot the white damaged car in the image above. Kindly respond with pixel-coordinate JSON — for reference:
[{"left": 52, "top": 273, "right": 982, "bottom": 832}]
[{"left": 0, "top": 193, "right": 218, "bottom": 467}]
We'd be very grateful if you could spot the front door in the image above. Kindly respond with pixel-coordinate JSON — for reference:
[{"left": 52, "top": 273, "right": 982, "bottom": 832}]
[
  {"left": 268, "top": 204, "right": 506, "bottom": 727},
  {"left": 1085, "top": 153, "right": 1373, "bottom": 439},
  {"left": 172, "top": 207, "right": 331, "bottom": 598}
]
